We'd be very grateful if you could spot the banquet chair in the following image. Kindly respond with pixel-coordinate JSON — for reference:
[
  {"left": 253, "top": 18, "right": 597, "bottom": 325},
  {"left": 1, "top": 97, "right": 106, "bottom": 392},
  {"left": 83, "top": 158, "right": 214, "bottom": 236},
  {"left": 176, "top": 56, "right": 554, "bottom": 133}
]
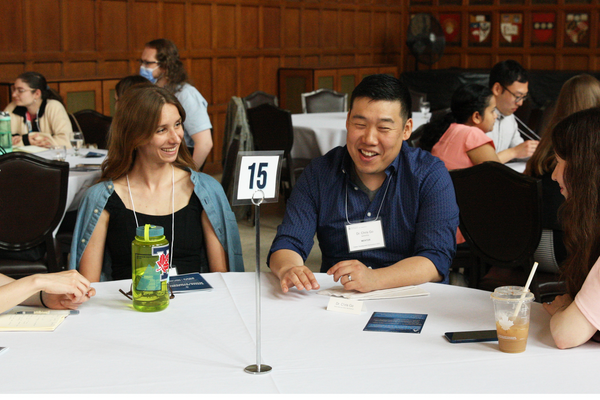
[
  {"left": 0, "top": 152, "right": 69, "bottom": 278},
  {"left": 409, "top": 89, "right": 427, "bottom": 112},
  {"left": 72, "top": 109, "right": 112, "bottom": 149},
  {"left": 450, "top": 162, "right": 563, "bottom": 301},
  {"left": 246, "top": 103, "right": 299, "bottom": 200},
  {"left": 243, "top": 91, "right": 278, "bottom": 110},
  {"left": 301, "top": 88, "right": 347, "bottom": 114}
]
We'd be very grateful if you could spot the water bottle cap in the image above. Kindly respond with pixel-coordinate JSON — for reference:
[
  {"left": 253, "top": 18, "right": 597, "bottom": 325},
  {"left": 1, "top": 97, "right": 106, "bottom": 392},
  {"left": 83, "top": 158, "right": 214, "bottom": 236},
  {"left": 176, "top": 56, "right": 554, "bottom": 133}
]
[
  {"left": 136, "top": 224, "right": 164, "bottom": 241},
  {"left": 0, "top": 111, "right": 10, "bottom": 120}
]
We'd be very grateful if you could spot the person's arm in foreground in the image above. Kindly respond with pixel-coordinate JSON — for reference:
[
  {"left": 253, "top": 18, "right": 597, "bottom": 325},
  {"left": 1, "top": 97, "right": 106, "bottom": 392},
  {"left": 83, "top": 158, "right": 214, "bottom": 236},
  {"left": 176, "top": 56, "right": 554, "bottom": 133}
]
[
  {"left": 0, "top": 271, "right": 95, "bottom": 314},
  {"left": 543, "top": 294, "right": 598, "bottom": 349}
]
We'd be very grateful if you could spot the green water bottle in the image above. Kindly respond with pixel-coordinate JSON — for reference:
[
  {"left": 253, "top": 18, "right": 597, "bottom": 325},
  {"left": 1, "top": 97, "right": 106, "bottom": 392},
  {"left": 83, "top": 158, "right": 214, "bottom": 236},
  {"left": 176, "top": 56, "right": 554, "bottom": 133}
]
[
  {"left": 0, "top": 112, "right": 12, "bottom": 154},
  {"left": 131, "top": 224, "right": 170, "bottom": 312}
]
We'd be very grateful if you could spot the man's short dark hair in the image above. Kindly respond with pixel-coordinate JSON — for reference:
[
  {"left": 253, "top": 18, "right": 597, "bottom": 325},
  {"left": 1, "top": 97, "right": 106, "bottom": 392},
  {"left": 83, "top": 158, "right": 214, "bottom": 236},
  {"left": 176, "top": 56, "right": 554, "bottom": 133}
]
[
  {"left": 350, "top": 74, "right": 412, "bottom": 122},
  {"left": 489, "top": 60, "right": 528, "bottom": 89}
]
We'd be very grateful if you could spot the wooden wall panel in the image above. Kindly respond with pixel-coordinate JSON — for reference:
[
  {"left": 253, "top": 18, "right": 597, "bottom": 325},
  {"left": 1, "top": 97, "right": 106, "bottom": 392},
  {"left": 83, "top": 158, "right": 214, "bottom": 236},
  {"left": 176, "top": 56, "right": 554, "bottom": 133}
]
[
  {"left": 240, "top": 6, "right": 259, "bottom": 50},
  {"left": 322, "top": 10, "right": 338, "bottom": 48},
  {"left": 65, "top": 0, "right": 95, "bottom": 52},
  {"left": 216, "top": 5, "right": 236, "bottom": 49},
  {"left": 214, "top": 57, "right": 237, "bottom": 104},
  {"left": 303, "top": 8, "right": 320, "bottom": 48},
  {"left": 132, "top": 1, "right": 159, "bottom": 49},
  {"left": 1, "top": 0, "right": 407, "bottom": 173},
  {"left": 283, "top": 7, "right": 301, "bottom": 48},
  {"left": 0, "top": 0, "right": 23, "bottom": 53},
  {"left": 263, "top": 7, "right": 281, "bottom": 49},
  {"left": 190, "top": 4, "right": 212, "bottom": 50},
  {"left": 164, "top": 2, "right": 186, "bottom": 49},
  {"left": 100, "top": 1, "right": 128, "bottom": 52},
  {"left": 240, "top": 57, "right": 260, "bottom": 97},
  {"left": 31, "top": 0, "right": 62, "bottom": 53}
]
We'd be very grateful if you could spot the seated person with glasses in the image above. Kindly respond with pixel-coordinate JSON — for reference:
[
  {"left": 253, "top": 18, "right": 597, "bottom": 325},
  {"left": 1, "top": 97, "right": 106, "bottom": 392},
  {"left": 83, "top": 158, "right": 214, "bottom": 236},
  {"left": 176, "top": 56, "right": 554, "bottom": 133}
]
[
  {"left": 268, "top": 74, "right": 459, "bottom": 294},
  {"left": 139, "top": 39, "right": 212, "bottom": 171},
  {"left": 0, "top": 271, "right": 95, "bottom": 314},
  {"left": 4, "top": 72, "right": 72, "bottom": 149},
  {"left": 488, "top": 60, "right": 539, "bottom": 163},
  {"left": 70, "top": 86, "right": 244, "bottom": 282}
]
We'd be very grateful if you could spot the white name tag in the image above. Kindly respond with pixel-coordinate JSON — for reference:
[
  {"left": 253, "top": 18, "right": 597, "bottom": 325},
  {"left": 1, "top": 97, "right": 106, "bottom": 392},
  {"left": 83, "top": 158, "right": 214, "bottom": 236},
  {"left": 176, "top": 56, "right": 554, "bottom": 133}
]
[
  {"left": 326, "top": 297, "right": 365, "bottom": 315},
  {"left": 346, "top": 219, "right": 386, "bottom": 253}
]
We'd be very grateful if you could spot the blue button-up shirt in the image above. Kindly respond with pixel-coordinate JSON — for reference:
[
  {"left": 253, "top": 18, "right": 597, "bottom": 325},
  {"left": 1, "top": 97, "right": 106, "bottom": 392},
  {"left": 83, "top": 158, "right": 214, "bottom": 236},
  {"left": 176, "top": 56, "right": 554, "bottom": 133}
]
[{"left": 268, "top": 143, "right": 459, "bottom": 283}]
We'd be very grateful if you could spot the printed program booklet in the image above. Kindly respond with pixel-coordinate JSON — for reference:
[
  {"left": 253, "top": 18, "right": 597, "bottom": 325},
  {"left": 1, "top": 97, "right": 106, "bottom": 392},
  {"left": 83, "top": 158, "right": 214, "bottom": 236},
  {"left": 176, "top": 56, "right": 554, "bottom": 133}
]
[{"left": 169, "top": 273, "right": 213, "bottom": 294}]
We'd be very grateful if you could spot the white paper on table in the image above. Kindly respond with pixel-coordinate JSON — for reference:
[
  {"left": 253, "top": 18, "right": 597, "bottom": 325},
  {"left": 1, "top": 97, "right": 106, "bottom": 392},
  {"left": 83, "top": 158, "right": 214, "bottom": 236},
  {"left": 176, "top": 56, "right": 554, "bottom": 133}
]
[{"left": 318, "top": 285, "right": 429, "bottom": 300}]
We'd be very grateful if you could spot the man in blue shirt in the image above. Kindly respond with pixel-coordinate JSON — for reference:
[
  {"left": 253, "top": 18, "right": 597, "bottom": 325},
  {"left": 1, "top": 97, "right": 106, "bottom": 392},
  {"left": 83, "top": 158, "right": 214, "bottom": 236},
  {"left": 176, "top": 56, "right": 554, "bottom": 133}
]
[{"left": 268, "top": 74, "right": 459, "bottom": 293}]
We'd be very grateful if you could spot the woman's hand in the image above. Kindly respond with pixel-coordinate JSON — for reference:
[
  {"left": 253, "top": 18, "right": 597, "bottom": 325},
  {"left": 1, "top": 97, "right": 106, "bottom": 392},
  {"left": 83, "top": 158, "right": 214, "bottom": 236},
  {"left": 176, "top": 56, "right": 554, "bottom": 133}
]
[{"left": 28, "top": 133, "right": 53, "bottom": 148}]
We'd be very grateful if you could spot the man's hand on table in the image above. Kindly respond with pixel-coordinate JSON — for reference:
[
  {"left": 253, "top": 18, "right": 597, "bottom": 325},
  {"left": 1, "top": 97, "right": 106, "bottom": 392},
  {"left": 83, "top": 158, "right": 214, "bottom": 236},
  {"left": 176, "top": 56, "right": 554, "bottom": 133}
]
[
  {"left": 278, "top": 265, "right": 320, "bottom": 293},
  {"left": 328, "top": 260, "right": 377, "bottom": 293}
]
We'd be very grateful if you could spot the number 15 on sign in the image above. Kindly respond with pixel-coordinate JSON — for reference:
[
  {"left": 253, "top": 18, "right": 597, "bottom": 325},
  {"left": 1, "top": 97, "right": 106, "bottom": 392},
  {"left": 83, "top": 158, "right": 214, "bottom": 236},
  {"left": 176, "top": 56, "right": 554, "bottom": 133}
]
[{"left": 233, "top": 151, "right": 283, "bottom": 205}]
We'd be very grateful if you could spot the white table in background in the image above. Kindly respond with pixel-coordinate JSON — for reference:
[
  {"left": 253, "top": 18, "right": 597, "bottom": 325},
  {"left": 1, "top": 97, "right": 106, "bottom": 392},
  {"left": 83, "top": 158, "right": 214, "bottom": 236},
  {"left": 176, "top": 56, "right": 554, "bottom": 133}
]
[
  {"left": 291, "top": 112, "right": 430, "bottom": 160},
  {"left": 36, "top": 148, "right": 106, "bottom": 212},
  {"left": 1, "top": 272, "right": 598, "bottom": 393}
]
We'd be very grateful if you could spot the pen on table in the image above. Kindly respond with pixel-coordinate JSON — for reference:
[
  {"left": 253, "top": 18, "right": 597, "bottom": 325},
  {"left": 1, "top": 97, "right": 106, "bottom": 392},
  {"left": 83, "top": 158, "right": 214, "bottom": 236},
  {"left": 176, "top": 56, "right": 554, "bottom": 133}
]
[{"left": 15, "top": 310, "right": 79, "bottom": 315}]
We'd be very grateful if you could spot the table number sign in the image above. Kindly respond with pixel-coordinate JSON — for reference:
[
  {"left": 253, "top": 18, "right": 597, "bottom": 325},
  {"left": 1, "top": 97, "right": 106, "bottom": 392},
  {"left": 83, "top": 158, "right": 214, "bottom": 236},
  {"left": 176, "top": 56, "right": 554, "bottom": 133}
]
[{"left": 232, "top": 151, "right": 283, "bottom": 205}]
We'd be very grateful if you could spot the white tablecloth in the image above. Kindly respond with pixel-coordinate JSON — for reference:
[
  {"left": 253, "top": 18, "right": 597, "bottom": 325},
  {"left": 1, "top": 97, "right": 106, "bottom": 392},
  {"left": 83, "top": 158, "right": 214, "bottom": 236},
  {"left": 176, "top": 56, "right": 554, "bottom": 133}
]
[
  {"left": 36, "top": 148, "right": 106, "bottom": 212},
  {"left": 1, "top": 272, "right": 598, "bottom": 393},
  {"left": 291, "top": 112, "right": 430, "bottom": 159}
]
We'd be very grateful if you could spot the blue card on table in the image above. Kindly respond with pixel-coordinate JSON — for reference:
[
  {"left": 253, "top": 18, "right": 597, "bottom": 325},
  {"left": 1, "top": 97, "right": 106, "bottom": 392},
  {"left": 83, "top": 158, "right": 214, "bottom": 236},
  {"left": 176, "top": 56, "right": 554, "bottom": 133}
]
[
  {"left": 168, "top": 273, "right": 213, "bottom": 294},
  {"left": 363, "top": 312, "right": 427, "bottom": 334}
]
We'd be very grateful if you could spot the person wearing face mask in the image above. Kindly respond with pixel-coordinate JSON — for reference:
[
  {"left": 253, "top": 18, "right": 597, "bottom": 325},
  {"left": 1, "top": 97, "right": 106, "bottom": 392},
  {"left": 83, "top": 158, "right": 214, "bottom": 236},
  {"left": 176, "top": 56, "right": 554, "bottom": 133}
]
[
  {"left": 139, "top": 39, "right": 213, "bottom": 170},
  {"left": 4, "top": 72, "right": 72, "bottom": 149}
]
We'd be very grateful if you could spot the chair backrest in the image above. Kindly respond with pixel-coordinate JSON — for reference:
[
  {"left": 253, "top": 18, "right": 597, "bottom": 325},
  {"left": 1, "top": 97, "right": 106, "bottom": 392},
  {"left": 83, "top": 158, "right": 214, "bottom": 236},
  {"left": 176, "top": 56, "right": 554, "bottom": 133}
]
[
  {"left": 73, "top": 109, "right": 112, "bottom": 149},
  {"left": 246, "top": 103, "right": 294, "bottom": 155},
  {"left": 301, "top": 88, "right": 348, "bottom": 113},
  {"left": 450, "top": 162, "right": 543, "bottom": 268},
  {"left": 243, "top": 91, "right": 278, "bottom": 110},
  {"left": 0, "top": 152, "right": 69, "bottom": 275},
  {"left": 409, "top": 89, "right": 427, "bottom": 112}
]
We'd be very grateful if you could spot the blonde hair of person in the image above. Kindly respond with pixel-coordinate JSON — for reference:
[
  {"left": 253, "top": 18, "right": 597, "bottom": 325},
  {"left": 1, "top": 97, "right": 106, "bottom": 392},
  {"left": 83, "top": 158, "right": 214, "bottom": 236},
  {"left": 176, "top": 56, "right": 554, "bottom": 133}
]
[{"left": 525, "top": 74, "right": 600, "bottom": 176}]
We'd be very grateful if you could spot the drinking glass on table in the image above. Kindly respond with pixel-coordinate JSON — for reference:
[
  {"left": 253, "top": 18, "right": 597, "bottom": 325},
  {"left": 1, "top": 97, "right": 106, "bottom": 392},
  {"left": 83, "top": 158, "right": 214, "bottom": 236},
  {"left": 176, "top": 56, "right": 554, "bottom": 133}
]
[
  {"left": 419, "top": 99, "right": 431, "bottom": 122},
  {"left": 71, "top": 132, "right": 84, "bottom": 156},
  {"left": 49, "top": 145, "right": 66, "bottom": 162}
]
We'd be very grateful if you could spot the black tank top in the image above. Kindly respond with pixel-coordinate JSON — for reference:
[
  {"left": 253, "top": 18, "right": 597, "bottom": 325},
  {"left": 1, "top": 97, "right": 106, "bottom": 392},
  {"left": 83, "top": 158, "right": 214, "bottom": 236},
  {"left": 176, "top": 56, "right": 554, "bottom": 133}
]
[{"left": 104, "top": 191, "right": 209, "bottom": 280}]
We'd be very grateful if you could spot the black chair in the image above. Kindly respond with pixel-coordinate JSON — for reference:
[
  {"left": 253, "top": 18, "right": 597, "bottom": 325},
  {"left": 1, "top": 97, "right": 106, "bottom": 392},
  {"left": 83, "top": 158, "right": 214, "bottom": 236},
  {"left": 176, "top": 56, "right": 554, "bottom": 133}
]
[
  {"left": 450, "top": 162, "right": 564, "bottom": 301},
  {"left": 0, "top": 152, "right": 69, "bottom": 278},
  {"left": 246, "top": 103, "right": 296, "bottom": 199},
  {"left": 72, "top": 109, "right": 112, "bottom": 149},
  {"left": 243, "top": 91, "right": 278, "bottom": 110},
  {"left": 301, "top": 88, "right": 347, "bottom": 114},
  {"left": 409, "top": 89, "right": 427, "bottom": 113}
]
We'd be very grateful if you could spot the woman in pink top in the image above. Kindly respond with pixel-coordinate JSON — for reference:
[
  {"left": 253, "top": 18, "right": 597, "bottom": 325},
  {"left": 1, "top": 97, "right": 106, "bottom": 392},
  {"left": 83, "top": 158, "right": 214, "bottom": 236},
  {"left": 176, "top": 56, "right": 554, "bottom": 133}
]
[
  {"left": 544, "top": 107, "right": 600, "bottom": 349},
  {"left": 421, "top": 83, "right": 500, "bottom": 169}
]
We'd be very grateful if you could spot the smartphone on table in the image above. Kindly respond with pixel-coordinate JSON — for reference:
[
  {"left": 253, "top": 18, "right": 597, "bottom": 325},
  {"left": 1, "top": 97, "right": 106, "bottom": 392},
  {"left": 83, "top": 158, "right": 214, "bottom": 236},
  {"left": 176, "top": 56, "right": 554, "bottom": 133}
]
[{"left": 444, "top": 330, "right": 498, "bottom": 343}]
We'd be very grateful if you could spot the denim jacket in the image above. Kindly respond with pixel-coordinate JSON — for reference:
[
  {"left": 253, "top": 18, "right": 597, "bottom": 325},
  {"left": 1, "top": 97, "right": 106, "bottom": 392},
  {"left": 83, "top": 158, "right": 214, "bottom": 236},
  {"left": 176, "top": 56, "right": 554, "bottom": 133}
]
[{"left": 69, "top": 169, "right": 244, "bottom": 280}]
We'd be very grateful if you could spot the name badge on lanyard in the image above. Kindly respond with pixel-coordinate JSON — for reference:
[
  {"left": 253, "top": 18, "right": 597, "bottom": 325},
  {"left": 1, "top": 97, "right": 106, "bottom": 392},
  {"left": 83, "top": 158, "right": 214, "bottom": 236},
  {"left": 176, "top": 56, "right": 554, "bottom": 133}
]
[{"left": 346, "top": 219, "right": 386, "bottom": 253}]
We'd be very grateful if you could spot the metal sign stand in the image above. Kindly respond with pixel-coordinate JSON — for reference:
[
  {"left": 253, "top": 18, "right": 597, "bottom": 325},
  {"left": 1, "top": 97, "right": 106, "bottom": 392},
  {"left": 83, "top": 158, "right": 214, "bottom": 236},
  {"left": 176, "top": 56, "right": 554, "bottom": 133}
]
[{"left": 244, "top": 190, "right": 272, "bottom": 375}]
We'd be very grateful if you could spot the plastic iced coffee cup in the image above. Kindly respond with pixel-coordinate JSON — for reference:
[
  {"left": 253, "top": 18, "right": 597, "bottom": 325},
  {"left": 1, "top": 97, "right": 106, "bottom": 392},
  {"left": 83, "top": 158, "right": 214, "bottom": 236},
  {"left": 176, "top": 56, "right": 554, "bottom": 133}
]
[{"left": 490, "top": 286, "right": 535, "bottom": 353}]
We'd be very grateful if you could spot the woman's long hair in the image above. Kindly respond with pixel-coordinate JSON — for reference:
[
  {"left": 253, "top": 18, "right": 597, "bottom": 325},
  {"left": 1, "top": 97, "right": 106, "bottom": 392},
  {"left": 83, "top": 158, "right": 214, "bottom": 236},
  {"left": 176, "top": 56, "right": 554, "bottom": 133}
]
[
  {"left": 419, "top": 84, "right": 493, "bottom": 152},
  {"left": 101, "top": 86, "right": 195, "bottom": 181},
  {"left": 552, "top": 107, "right": 600, "bottom": 296},
  {"left": 17, "top": 71, "right": 64, "bottom": 105},
  {"left": 526, "top": 74, "right": 600, "bottom": 177},
  {"left": 145, "top": 38, "right": 189, "bottom": 94}
]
